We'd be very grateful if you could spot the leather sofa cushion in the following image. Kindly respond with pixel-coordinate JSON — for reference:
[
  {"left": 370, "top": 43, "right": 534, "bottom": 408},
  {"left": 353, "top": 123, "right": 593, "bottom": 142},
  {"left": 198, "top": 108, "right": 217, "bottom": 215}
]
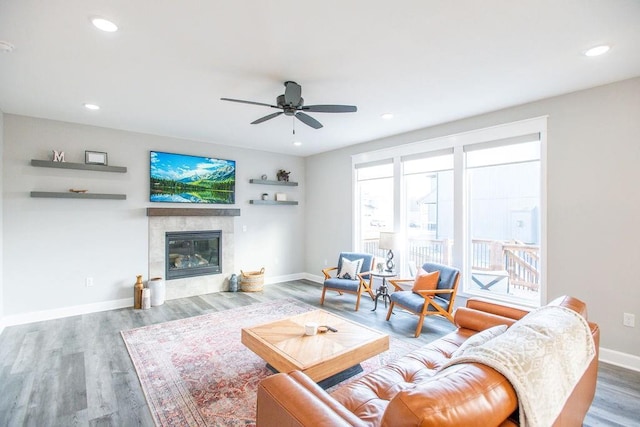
[{"left": 331, "top": 331, "right": 467, "bottom": 424}]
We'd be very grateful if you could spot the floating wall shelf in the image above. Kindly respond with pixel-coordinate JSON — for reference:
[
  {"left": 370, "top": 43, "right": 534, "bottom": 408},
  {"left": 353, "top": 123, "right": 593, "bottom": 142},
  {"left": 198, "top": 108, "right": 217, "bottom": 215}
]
[
  {"left": 249, "top": 179, "right": 298, "bottom": 187},
  {"left": 249, "top": 200, "right": 298, "bottom": 205},
  {"left": 30, "top": 191, "right": 126, "bottom": 200},
  {"left": 31, "top": 159, "right": 127, "bottom": 173}
]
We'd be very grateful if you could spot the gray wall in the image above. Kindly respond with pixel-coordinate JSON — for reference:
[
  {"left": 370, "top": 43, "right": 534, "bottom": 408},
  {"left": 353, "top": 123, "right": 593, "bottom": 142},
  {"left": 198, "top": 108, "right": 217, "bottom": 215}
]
[
  {"left": 2, "top": 115, "right": 305, "bottom": 316},
  {"left": 305, "top": 77, "right": 640, "bottom": 358}
]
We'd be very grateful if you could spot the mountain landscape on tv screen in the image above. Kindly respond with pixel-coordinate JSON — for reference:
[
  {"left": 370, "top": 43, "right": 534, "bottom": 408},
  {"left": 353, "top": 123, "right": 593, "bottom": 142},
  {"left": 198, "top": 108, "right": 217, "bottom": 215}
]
[{"left": 150, "top": 151, "right": 235, "bottom": 204}]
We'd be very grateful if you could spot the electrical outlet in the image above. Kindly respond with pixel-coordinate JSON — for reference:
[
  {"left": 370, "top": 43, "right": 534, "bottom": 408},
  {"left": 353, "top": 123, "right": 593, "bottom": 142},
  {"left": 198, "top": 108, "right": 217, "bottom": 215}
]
[
  {"left": 86, "top": 277, "right": 94, "bottom": 287},
  {"left": 242, "top": 225, "right": 247, "bottom": 232},
  {"left": 623, "top": 313, "right": 635, "bottom": 327},
  {"left": 324, "top": 259, "right": 328, "bottom": 266}
]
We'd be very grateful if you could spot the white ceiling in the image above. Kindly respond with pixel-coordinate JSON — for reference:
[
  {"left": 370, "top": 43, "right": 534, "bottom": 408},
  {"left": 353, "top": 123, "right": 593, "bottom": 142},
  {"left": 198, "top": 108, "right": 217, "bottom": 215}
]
[{"left": 1, "top": 1, "right": 639, "bottom": 157}]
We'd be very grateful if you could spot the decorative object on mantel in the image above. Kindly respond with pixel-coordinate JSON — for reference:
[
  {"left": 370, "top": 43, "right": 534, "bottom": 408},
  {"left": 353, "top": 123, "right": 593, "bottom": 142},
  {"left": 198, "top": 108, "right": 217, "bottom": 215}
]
[
  {"left": 275, "top": 192, "right": 287, "bottom": 201},
  {"left": 52, "top": 150, "right": 65, "bottom": 162},
  {"left": 85, "top": 150, "right": 108, "bottom": 165},
  {"left": 229, "top": 273, "right": 239, "bottom": 292},
  {"left": 69, "top": 189, "right": 88, "bottom": 193},
  {"left": 148, "top": 277, "right": 166, "bottom": 306},
  {"left": 134, "top": 275, "right": 144, "bottom": 309},
  {"left": 277, "top": 169, "right": 290, "bottom": 182},
  {"left": 261, "top": 174, "right": 268, "bottom": 180},
  {"left": 141, "top": 288, "right": 151, "bottom": 310},
  {"left": 241, "top": 267, "right": 265, "bottom": 292},
  {"left": 261, "top": 193, "right": 269, "bottom": 200}
]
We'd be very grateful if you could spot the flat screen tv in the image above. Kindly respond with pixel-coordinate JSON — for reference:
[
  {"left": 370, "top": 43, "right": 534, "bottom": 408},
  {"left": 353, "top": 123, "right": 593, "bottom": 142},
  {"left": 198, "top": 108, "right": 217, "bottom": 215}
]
[{"left": 150, "top": 151, "right": 235, "bottom": 204}]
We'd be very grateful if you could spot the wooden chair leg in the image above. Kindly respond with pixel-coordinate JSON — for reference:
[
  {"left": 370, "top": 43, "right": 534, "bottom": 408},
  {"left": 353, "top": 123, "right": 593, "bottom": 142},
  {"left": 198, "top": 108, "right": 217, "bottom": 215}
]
[
  {"left": 320, "top": 287, "right": 327, "bottom": 305},
  {"left": 386, "top": 302, "right": 395, "bottom": 321},
  {"left": 414, "top": 314, "right": 426, "bottom": 338},
  {"left": 355, "top": 290, "right": 361, "bottom": 311}
]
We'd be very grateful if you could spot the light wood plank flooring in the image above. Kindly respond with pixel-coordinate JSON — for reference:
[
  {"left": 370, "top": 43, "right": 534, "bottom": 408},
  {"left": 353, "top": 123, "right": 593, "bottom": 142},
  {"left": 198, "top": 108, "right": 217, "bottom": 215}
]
[{"left": 0, "top": 280, "right": 638, "bottom": 426}]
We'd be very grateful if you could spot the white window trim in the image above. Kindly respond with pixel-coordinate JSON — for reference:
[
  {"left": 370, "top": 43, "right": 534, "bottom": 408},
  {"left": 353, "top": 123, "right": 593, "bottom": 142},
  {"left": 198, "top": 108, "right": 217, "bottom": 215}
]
[{"left": 352, "top": 116, "right": 548, "bottom": 307}]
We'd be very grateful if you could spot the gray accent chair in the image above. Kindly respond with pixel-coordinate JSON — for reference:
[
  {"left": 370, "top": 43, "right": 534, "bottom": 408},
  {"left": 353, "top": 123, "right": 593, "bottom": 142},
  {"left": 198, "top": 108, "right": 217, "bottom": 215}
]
[
  {"left": 386, "top": 262, "right": 461, "bottom": 337},
  {"left": 320, "top": 252, "right": 375, "bottom": 311}
]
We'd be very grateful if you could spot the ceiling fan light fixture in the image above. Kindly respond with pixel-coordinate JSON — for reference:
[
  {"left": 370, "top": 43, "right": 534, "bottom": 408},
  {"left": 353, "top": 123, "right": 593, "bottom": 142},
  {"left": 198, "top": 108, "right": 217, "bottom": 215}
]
[
  {"left": 292, "top": 141, "right": 302, "bottom": 146},
  {"left": 91, "top": 17, "right": 118, "bottom": 32},
  {"left": 381, "top": 113, "right": 394, "bottom": 120},
  {"left": 584, "top": 45, "right": 610, "bottom": 57},
  {"left": 83, "top": 103, "right": 100, "bottom": 110}
]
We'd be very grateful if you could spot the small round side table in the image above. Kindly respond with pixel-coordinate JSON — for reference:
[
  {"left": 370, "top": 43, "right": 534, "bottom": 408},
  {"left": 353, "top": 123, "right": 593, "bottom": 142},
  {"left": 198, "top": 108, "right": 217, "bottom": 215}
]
[{"left": 370, "top": 271, "right": 397, "bottom": 311}]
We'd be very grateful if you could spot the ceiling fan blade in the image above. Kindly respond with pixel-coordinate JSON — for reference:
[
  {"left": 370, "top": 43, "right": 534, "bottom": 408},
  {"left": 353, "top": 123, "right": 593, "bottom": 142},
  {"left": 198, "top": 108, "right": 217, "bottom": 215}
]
[
  {"left": 302, "top": 104, "right": 358, "bottom": 113},
  {"left": 220, "top": 97, "right": 278, "bottom": 108},
  {"left": 295, "top": 112, "right": 323, "bottom": 129},
  {"left": 284, "top": 81, "right": 302, "bottom": 106},
  {"left": 251, "top": 111, "right": 283, "bottom": 124}
]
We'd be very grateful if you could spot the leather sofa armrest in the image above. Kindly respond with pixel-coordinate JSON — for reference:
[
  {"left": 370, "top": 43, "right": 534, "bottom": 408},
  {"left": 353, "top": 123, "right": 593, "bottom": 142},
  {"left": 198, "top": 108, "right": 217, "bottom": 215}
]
[
  {"left": 257, "top": 371, "right": 366, "bottom": 427},
  {"left": 465, "top": 298, "right": 531, "bottom": 320}
]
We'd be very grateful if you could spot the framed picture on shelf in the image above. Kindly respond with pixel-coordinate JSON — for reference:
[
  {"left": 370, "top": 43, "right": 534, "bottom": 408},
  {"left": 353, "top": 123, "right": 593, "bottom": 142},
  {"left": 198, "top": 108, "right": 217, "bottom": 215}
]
[{"left": 85, "top": 151, "right": 108, "bottom": 165}]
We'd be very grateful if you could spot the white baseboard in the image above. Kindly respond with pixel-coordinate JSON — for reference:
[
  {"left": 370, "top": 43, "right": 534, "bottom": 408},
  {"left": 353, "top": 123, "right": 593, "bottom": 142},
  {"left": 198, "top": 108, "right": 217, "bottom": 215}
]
[
  {"left": 599, "top": 347, "right": 640, "bottom": 372},
  {"left": 302, "top": 273, "right": 323, "bottom": 284},
  {"left": 263, "top": 273, "right": 306, "bottom": 285},
  {"left": 1, "top": 298, "right": 132, "bottom": 328},
  {"left": 0, "top": 274, "right": 311, "bottom": 329}
]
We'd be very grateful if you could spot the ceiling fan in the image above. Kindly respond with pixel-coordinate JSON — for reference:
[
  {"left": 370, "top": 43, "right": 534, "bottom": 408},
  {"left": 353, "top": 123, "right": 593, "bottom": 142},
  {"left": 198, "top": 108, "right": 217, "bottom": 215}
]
[{"left": 220, "top": 81, "right": 357, "bottom": 129}]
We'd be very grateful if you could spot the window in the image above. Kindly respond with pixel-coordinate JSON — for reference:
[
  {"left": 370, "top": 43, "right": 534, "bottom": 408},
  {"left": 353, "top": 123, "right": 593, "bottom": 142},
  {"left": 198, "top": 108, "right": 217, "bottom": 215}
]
[
  {"left": 353, "top": 118, "right": 546, "bottom": 307},
  {"left": 465, "top": 140, "right": 541, "bottom": 304},
  {"left": 403, "top": 152, "right": 454, "bottom": 270},
  {"left": 355, "top": 162, "right": 394, "bottom": 260}
]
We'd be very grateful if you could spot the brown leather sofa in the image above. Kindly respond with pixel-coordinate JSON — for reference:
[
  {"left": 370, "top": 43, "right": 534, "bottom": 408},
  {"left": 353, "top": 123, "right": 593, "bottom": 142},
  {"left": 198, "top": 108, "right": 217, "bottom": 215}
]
[{"left": 256, "top": 296, "right": 599, "bottom": 426}]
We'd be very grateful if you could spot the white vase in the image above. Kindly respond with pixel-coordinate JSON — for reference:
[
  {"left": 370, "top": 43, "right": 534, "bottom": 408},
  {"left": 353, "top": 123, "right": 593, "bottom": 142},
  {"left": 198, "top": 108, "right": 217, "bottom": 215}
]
[{"left": 148, "top": 277, "right": 166, "bottom": 306}]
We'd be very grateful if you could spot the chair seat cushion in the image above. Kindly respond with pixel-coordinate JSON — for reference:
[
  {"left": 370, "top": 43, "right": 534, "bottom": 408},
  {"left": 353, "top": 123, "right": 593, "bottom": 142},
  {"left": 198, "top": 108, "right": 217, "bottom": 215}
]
[
  {"left": 390, "top": 291, "right": 450, "bottom": 313},
  {"left": 324, "top": 277, "right": 360, "bottom": 292}
]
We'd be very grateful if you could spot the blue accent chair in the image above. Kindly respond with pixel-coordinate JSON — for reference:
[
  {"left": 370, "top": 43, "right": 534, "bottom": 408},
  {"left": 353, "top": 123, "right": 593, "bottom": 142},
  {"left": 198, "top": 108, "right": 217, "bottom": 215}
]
[
  {"left": 386, "top": 262, "right": 461, "bottom": 337},
  {"left": 320, "top": 252, "right": 375, "bottom": 311}
]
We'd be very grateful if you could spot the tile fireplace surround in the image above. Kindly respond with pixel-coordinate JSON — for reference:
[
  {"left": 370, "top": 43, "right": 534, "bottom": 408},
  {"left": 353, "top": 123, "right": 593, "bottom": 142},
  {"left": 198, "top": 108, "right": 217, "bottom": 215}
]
[{"left": 147, "top": 208, "right": 239, "bottom": 300}]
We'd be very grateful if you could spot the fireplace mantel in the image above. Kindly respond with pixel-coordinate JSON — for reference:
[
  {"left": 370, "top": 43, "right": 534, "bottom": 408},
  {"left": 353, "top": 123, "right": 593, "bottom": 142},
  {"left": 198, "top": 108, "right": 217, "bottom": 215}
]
[{"left": 146, "top": 208, "right": 241, "bottom": 217}]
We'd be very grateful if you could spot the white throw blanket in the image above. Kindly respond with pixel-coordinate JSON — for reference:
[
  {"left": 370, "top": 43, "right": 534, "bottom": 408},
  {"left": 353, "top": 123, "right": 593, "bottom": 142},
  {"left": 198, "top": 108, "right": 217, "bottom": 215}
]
[{"left": 441, "top": 305, "right": 596, "bottom": 427}]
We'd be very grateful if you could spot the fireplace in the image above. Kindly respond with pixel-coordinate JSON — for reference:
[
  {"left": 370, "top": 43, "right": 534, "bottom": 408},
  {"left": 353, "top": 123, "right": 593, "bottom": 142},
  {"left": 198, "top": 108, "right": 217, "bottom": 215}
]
[{"left": 166, "top": 230, "right": 221, "bottom": 280}]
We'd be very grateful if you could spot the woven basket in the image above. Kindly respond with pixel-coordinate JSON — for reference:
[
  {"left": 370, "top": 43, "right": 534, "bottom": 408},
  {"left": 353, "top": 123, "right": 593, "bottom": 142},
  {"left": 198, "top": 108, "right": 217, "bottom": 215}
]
[{"left": 240, "top": 267, "right": 265, "bottom": 292}]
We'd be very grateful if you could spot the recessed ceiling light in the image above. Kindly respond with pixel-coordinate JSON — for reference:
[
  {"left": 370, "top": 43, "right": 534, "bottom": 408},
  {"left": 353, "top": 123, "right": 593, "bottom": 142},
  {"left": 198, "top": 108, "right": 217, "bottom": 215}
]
[
  {"left": 84, "top": 103, "right": 100, "bottom": 110},
  {"left": 584, "top": 45, "right": 610, "bottom": 57},
  {"left": 381, "top": 113, "right": 394, "bottom": 120},
  {"left": 91, "top": 17, "right": 118, "bottom": 32},
  {"left": 292, "top": 141, "right": 302, "bottom": 146}
]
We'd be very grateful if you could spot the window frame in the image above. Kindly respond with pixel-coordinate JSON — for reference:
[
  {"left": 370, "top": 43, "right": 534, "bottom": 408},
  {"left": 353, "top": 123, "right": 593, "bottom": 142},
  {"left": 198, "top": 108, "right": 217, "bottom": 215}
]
[{"left": 352, "top": 117, "right": 547, "bottom": 307}]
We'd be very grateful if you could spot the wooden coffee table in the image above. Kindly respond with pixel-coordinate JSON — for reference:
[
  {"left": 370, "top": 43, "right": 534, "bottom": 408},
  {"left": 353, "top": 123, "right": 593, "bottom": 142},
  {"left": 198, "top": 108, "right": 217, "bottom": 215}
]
[{"left": 241, "top": 309, "right": 389, "bottom": 388}]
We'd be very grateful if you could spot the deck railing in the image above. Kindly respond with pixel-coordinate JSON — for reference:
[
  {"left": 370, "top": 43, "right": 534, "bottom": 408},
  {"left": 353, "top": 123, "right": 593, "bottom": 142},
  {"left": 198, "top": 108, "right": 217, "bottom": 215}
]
[{"left": 362, "top": 237, "right": 540, "bottom": 291}]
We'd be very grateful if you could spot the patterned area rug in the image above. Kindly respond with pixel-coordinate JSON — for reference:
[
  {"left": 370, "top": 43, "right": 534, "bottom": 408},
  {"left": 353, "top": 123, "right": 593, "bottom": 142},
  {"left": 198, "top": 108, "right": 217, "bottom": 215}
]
[{"left": 121, "top": 298, "right": 418, "bottom": 426}]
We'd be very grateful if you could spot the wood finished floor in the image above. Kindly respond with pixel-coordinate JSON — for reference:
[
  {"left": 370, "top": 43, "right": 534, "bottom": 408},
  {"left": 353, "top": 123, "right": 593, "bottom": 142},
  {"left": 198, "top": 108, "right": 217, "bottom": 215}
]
[{"left": 0, "top": 280, "right": 639, "bottom": 426}]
